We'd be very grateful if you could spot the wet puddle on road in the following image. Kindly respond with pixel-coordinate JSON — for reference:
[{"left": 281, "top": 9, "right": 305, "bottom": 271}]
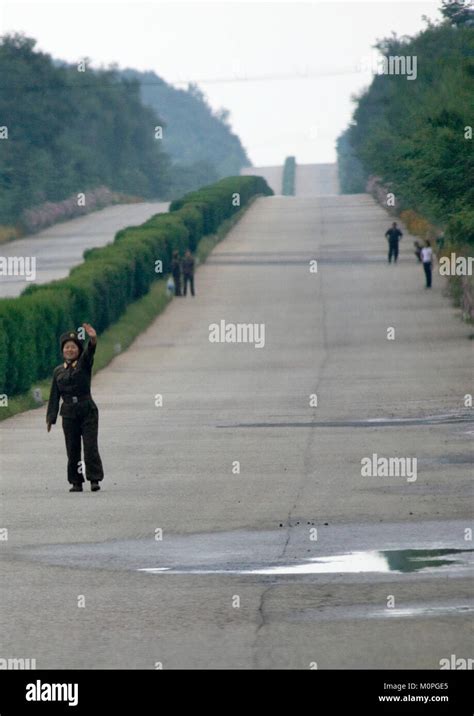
[
  {"left": 138, "top": 548, "right": 473, "bottom": 576},
  {"left": 285, "top": 601, "right": 474, "bottom": 622},
  {"left": 11, "top": 521, "right": 472, "bottom": 623},
  {"left": 218, "top": 412, "right": 474, "bottom": 429},
  {"left": 13, "top": 520, "right": 474, "bottom": 587}
]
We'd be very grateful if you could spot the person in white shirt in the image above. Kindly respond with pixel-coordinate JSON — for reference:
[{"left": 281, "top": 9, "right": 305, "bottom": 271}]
[{"left": 420, "top": 240, "right": 433, "bottom": 288}]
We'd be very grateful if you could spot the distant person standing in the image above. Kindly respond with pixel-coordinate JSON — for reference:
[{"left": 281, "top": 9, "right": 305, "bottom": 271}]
[
  {"left": 171, "top": 250, "right": 182, "bottom": 296},
  {"left": 385, "top": 222, "right": 403, "bottom": 264},
  {"left": 182, "top": 249, "right": 195, "bottom": 297},
  {"left": 421, "top": 240, "right": 433, "bottom": 288}
]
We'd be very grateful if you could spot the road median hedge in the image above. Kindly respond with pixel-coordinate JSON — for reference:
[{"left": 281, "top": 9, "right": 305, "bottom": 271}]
[{"left": 0, "top": 175, "right": 272, "bottom": 396}]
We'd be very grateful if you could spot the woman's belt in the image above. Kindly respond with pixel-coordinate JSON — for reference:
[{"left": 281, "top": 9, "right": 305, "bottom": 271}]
[{"left": 61, "top": 394, "right": 91, "bottom": 404}]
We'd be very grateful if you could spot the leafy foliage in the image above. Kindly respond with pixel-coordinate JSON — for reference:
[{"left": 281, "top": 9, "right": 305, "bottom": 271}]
[
  {"left": 0, "top": 34, "right": 172, "bottom": 225},
  {"left": 336, "top": 15, "right": 474, "bottom": 244},
  {"left": 122, "top": 70, "right": 251, "bottom": 185},
  {"left": 336, "top": 130, "right": 367, "bottom": 194},
  {"left": 0, "top": 35, "right": 254, "bottom": 225},
  {"left": 0, "top": 175, "right": 272, "bottom": 395}
]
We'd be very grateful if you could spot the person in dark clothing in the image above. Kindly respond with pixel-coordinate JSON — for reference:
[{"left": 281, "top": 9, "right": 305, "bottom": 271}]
[
  {"left": 182, "top": 249, "right": 195, "bottom": 296},
  {"left": 414, "top": 240, "right": 423, "bottom": 263},
  {"left": 47, "top": 323, "right": 104, "bottom": 492},
  {"left": 171, "top": 250, "right": 182, "bottom": 296},
  {"left": 385, "top": 222, "right": 403, "bottom": 263}
]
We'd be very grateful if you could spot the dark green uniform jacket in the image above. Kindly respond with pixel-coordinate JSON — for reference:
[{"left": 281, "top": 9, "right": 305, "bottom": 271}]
[
  {"left": 47, "top": 340, "right": 97, "bottom": 424},
  {"left": 182, "top": 256, "right": 195, "bottom": 276}
]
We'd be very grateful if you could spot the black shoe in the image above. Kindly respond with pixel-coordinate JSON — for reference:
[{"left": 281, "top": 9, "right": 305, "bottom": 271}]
[
  {"left": 91, "top": 481, "right": 101, "bottom": 492},
  {"left": 69, "top": 483, "right": 83, "bottom": 492}
]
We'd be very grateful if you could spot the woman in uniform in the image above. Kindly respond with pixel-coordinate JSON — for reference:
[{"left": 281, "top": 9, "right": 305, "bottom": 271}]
[{"left": 46, "top": 323, "right": 104, "bottom": 492}]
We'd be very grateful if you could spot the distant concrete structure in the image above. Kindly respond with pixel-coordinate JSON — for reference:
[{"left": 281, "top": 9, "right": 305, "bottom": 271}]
[
  {"left": 241, "top": 162, "right": 339, "bottom": 196},
  {"left": 295, "top": 163, "right": 340, "bottom": 196}
]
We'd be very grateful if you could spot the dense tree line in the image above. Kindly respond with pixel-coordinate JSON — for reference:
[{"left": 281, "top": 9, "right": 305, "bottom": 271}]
[
  {"left": 0, "top": 34, "right": 173, "bottom": 225},
  {"left": 0, "top": 176, "right": 272, "bottom": 396},
  {"left": 121, "top": 69, "right": 250, "bottom": 185},
  {"left": 335, "top": 132, "right": 366, "bottom": 195},
  {"left": 0, "top": 34, "right": 251, "bottom": 228},
  {"left": 337, "top": 1, "right": 474, "bottom": 244}
]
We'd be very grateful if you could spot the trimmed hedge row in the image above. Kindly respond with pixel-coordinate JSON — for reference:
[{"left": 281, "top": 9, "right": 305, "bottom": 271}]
[
  {"left": 0, "top": 175, "right": 273, "bottom": 396},
  {"left": 170, "top": 175, "right": 272, "bottom": 238}
]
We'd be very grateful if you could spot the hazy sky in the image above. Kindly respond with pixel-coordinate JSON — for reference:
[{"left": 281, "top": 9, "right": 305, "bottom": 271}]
[{"left": 1, "top": 1, "right": 442, "bottom": 166}]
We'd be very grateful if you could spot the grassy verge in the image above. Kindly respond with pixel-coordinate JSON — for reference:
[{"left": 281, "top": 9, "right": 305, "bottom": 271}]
[
  {"left": 0, "top": 225, "right": 22, "bottom": 244},
  {"left": 0, "top": 194, "right": 260, "bottom": 421}
]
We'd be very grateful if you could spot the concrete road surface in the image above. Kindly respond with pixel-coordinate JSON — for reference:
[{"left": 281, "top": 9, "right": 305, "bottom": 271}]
[
  {"left": 0, "top": 201, "right": 168, "bottom": 298},
  {"left": 241, "top": 162, "right": 339, "bottom": 196},
  {"left": 1, "top": 194, "right": 472, "bottom": 669}
]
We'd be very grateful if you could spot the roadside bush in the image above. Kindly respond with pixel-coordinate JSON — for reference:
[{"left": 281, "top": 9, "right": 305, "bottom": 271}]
[{"left": 0, "top": 175, "right": 272, "bottom": 395}]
